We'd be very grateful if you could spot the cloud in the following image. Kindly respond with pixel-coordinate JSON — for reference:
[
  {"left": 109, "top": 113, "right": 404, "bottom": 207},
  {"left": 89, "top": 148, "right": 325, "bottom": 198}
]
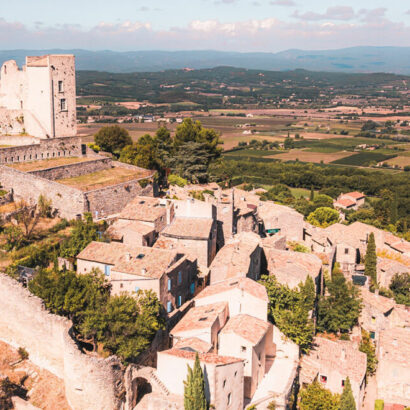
[
  {"left": 0, "top": 16, "right": 409, "bottom": 52},
  {"left": 270, "top": 0, "right": 296, "bottom": 6},
  {"left": 358, "top": 8, "right": 387, "bottom": 22},
  {"left": 292, "top": 6, "right": 355, "bottom": 21},
  {"left": 406, "top": 10, "right": 410, "bottom": 15}
]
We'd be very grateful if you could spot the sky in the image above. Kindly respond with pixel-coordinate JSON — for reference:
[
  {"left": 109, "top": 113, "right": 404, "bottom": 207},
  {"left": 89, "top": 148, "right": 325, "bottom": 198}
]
[{"left": 1, "top": 0, "right": 410, "bottom": 51}]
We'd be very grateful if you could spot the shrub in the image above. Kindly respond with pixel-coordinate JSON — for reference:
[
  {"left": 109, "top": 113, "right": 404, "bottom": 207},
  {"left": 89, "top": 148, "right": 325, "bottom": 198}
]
[
  {"left": 168, "top": 174, "right": 188, "bottom": 187},
  {"left": 138, "top": 178, "right": 150, "bottom": 188},
  {"left": 18, "top": 347, "right": 29, "bottom": 360},
  {"left": 38, "top": 194, "right": 52, "bottom": 217},
  {"left": 374, "top": 399, "right": 384, "bottom": 410}
]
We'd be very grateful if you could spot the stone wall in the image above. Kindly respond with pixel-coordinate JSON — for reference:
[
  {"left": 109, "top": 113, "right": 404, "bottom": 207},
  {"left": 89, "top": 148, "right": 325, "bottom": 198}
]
[
  {"left": 0, "top": 136, "right": 82, "bottom": 164},
  {"left": 0, "top": 165, "right": 86, "bottom": 219},
  {"left": 0, "top": 108, "right": 25, "bottom": 135},
  {"left": 0, "top": 274, "right": 125, "bottom": 410},
  {"left": 30, "top": 157, "right": 111, "bottom": 180}
]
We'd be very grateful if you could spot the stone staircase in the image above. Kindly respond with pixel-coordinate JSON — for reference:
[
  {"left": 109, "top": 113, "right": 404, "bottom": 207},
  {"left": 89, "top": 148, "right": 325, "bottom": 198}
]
[{"left": 149, "top": 370, "right": 170, "bottom": 397}]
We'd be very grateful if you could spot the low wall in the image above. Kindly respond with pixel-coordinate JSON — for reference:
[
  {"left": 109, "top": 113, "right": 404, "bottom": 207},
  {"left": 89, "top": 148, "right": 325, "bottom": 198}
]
[
  {"left": 0, "top": 165, "right": 86, "bottom": 219},
  {"left": 30, "top": 157, "right": 112, "bottom": 181},
  {"left": 0, "top": 136, "right": 82, "bottom": 164},
  {"left": 0, "top": 274, "right": 125, "bottom": 410}
]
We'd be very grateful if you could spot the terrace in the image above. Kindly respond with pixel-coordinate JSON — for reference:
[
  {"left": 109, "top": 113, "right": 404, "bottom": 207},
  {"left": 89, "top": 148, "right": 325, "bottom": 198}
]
[{"left": 8, "top": 157, "right": 90, "bottom": 172}]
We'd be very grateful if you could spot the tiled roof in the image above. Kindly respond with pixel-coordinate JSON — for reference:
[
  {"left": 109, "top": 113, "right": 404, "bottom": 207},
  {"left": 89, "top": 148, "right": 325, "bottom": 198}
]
[
  {"left": 334, "top": 198, "right": 356, "bottom": 208},
  {"left": 378, "top": 328, "right": 410, "bottom": 363},
  {"left": 195, "top": 277, "right": 268, "bottom": 302},
  {"left": 106, "top": 219, "right": 155, "bottom": 240},
  {"left": 301, "top": 337, "right": 367, "bottom": 385},
  {"left": 220, "top": 314, "right": 271, "bottom": 345},
  {"left": 360, "top": 288, "right": 396, "bottom": 314},
  {"left": 174, "top": 337, "right": 213, "bottom": 353},
  {"left": 161, "top": 348, "right": 243, "bottom": 365},
  {"left": 344, "top": 191, "right": 365, "bottom": 199},
  {"left": 77, "top": 241, "right": 178, "bottom": 278},
  {"left": 162, "top": 217, "right": 214, "bottom": 240},
  {"left": 171, "top": 302, "right": 228, "bottom": 334},
  {"left": 119, "top": 196, "right": 168, "bottom": 222}
]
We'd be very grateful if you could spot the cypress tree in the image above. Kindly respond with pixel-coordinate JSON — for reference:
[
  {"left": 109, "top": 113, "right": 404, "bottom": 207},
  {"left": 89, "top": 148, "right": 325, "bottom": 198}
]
[
  {"left": 340, "top": 377, "right": 356, "bottom": 410},
  {"left": 184, "top": 353, "right": 208, "bottom": 410},
  {"left": 390, "top": 191, "right": 398, "bottom": 225},
  {"left": 310, "top": 186, "right": 315, "bottom": 201},
  {"left": 364, "top": 233, "right": 377, "bottom": 290}
]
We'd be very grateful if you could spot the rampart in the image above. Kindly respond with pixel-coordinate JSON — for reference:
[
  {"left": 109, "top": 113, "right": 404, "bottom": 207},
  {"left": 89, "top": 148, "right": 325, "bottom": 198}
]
[
  {"left": 0, "top": 274, "right": 125, "bottom": 410},
  {"left": 0, "top": 136, "right": 82, "bottom": 164},
  {"left": 30, "top": 157, "right": 112, "bottom": 180}
]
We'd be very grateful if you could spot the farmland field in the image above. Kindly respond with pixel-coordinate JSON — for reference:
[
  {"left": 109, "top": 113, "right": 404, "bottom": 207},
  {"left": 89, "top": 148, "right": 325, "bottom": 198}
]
[
  {"left": 331, "top": 152, "right": 397, "bottom": 166},
  {"left": 385, "top": 156, "right": 410, "bottom": 167},
  {"left": 271, "top": 149, "right": 355, "bottom": 164}
]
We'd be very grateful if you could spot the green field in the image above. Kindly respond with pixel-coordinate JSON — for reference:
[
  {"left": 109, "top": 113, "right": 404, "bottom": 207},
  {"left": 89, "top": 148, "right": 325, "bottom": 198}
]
[
  {"left": 224, "top": 149, "right": 283, "bottom": 157},
  {"left": 331, "top": 152, "right": 397, "bottom": 166}
]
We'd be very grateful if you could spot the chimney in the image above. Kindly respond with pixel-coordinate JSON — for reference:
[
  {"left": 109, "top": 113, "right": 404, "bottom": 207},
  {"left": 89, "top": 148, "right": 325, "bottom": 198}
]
[{"left": 125, "top": 252, "right": 131, "bottom": 262}]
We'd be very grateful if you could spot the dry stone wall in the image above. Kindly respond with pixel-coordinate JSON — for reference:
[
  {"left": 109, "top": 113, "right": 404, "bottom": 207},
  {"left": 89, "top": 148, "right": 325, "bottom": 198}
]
[{"left": 0, "top": 274, "right": 125, "bottom": 410}]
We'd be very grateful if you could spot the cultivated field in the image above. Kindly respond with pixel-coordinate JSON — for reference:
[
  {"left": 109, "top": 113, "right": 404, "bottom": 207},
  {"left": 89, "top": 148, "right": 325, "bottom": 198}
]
[{"left": 270, "top": 150, "right": 354, "bottom": 164}]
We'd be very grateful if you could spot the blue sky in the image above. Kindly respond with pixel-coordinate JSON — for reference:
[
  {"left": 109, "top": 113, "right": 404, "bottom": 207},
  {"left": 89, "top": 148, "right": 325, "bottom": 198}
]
[{"left": 1, "top": 0, "right": 410, "bottom": 51}]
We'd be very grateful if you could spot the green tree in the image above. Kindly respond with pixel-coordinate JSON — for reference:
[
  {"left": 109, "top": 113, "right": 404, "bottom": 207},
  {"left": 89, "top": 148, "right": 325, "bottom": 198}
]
[
  {"left": 310, "top": 186, "right": 315, "bottom": 201},
  {"left": 299, "top": 381, "right": 340, "bottom": 410},
  {"left": 184, "top": 353, "right": 208, "bottom": 410},
  {"left": 94, "top": 125, "right": 132, "bottom": 154},
  {"left": 340, "top": 377, "right": 356, "bottom": 410},
  {"left": 307, "top": 207, "right": 339, "bottom": 228},
  {"left": 317, "top": 272, "right": 362, "bottom": 335},
  {"left": 364, "top": 233, "right": 377, "bottom": 290},
  {"left": 359, "top": 329, "right": 378, "bottom": 377},
  {"left": 389, "top": 272, "right": 410, "bottom": 306},
  {"left": 312, "top": 194, "right": 334, "bottom": 209}
]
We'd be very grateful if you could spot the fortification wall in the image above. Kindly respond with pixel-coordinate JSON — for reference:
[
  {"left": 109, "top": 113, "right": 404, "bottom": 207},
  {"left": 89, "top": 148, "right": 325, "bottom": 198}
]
[
  {"left": 0, "top": 134, "right": 40, "bottom": 146},
  {"left": 0, "top": 274, "right": 125, "bottom": 410},
  {"left": 0, "top": 136, "right": 82, "bottom": 164},
  {"left": 0, "top": 108, "right": 25, "bottom": 135},
  {"left": 0, "top": 165, "right": 86, "bottom": 219},
  {"left": 30, "top": 157, "right": 112, "bottom": 180}
]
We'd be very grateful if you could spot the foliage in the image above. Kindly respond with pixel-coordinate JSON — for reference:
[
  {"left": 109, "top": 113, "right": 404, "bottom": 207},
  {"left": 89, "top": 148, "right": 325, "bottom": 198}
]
[
  {"left": 374, "top": 399, "right": 384, "bottom": 410},
  {"left": 38, "top": 195, "right": 52, "bottom": 217},
  {"left": 364, "top": 233, "right": 377, "bottom": 290},
  {"left": 60, "top": 213, "right": 103, "bottom": 259},
  {"left": 184, "top": 353, "right": 208, "bottom": 410},
  {"left": 259, "top": 275, "right": 315, "bottom": 352},
  {"left": 168, "top": 174, "right": 188, "bottom": 187},
  {"left": 340, "top": 377, "right": 356, "bottom": 410},
  {"left": 307, "top": 207, "right": 339, "bottom": 228},
  {"left": 94, "top": 125, "right": 132, "bottom": 154},
  {"left": 317, "top": 272, "right": 362, "bottom": 335},
  {"left": 3, "top": 226, "right": 25, "bottom": 251},
  {"left": 28, "top": 268, "right": 162, "bottom": 363},
  {"left": 12, "top": 201, "right": 40, "bottom": 239},
  {"left": 299, "top": 381, "right": 340, "bottom": 410},
  {"left": 18, "top": 347, "right": 29, "bottom": 360},
  {"left": 359, "top": 329, "right": 378, "bottom": 377},
  {"left": 389, "top": 272, "right": 410, "bottom": 306},
  {"left": 288, "top": 241, "right": 310, "bottom": 253}
]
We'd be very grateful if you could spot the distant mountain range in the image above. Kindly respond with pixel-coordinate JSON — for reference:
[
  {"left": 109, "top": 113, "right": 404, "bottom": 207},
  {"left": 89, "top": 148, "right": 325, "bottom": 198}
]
[{"left": 1, "top": 47, "right": 410, "bottom": 74}]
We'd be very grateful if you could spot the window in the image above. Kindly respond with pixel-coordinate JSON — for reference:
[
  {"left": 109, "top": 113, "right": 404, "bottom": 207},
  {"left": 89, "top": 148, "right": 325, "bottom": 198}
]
[
  {"left": 241, "top": 346, "right": 246, "bottom": 353},
  {"left": 234, "top": 371, "right": 237, "bottom": 377},
  {"left": 104, "top": 265, "right": 111, "bottom": 276},
  {"left": 60, "top": 98, "right": 67, "bottom": 111},
  {"left": 190, "top": 283, "right": 195, "bottom": 295},
  {"left": 371, "top": 316, "right": 376, "bottom": 324},
  {"left": 120, "top": 283, "right": 123, "bottom": 288},
  {"left": 223, "top": 379, "right": 226, "bottom": 388},
  {"left": 178, "top": 271, "right": 182, "bottom": 285},
  {"left": 168, "top": 278, "right": 172, "bottom": 291},
  {"left": 342, "top": 380, "right": 345, "bottom": 387},
  {"left": 135, "top": 286, "right": 140, "bottom": 293},
  {"left": 58, "top": 81, "right": 64, "bottom": 92},
  {"left": 227, "top": 393, "right": 231, "bottom": 405},
  {"left": 370, "top": 331, "right": 375, "bottom": 340},
  {"left": 320, "top": 375, "right": 327, "bottom": 383},
  {"left": 345, "top": 248, "right": 349, "bottom": 254},
  {"left": 177, "top": 295, "right": 182, "bottom": 307},
  {"left": 167, "top": 301, "right": 172, "bottom": 313}
]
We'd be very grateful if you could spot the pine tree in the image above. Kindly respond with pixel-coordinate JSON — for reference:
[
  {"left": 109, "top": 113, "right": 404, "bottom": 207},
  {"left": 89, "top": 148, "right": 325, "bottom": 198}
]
[
  {"left": 184, "top": 353, "right": 208, "bottom": 410},
  {"left": 340, "top": 377, "right": 356, "bottom": 410},
  {"left": 364, "top": 232, "right": 377, "bottom": 290}
]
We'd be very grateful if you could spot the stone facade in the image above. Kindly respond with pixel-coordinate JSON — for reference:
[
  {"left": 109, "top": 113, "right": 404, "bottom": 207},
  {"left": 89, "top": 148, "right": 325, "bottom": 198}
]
[
  {"left": 0, "top": 274, "right": 125, "bottom": 410},
  {"left": 0, "top": 55, "right": 76, "bottom": 138}
]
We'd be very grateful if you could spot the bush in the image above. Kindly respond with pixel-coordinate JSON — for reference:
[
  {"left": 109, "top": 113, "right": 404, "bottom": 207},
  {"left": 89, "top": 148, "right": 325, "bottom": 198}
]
[
  {"left": 38, "top": 194, "right": 52, "bottom": 217},
  {"left": 138, "top": 178, "right": 150, "bottom": 188},
  {"left": 18, "top": 347, "right": 29, "bottom": 360},
  {"left": 374, "top": 399, "right": 384, "bottom": 410},
  {"left": 168, "top": 174, "right": 188, "bottom": 187},
  {"left": 94, "top": 125, "right": 132, "bottom": 154}
]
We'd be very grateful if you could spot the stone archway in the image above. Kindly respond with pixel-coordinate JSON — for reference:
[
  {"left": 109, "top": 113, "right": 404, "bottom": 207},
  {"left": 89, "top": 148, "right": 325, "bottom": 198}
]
[{"left": 134, "top": 377, "right": 152, "bottom": 406}]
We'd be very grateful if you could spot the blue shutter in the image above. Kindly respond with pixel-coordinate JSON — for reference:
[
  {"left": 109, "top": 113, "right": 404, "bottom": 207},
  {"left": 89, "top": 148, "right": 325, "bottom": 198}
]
[
  {"left": 178, "top": 271, "right": 182, "bottom": 284},
  {"left": 167, "top": 301, "right": 172, "bottom": 313},
  {"left": 190, "top": 283, "right": 195, "bottom": 294},
  {"left": 168, "top": 278, "right": 172, "bottom": 291},
  {"left": 104, "top": 265, "right": 111, "bottom": 276},
  {"left": 177, "top": 296, "right": 182, "bottom": 307},
  {"left": 135, "top": 286, "right": 140, "bottom": 293}
]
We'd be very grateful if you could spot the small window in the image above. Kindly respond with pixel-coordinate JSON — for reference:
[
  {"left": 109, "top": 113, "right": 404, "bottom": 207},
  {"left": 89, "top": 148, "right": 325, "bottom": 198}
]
[
  {"left": 371, "top": 316, "right": 376, "bottom": 324},
  {"left": 342, "top": 380, "right": 345, "bottom": 387},
  {"left": 234, "top": 371, "right": 237, "bottom": 377},
  {"left": 120, "top": 283, "right": 123, "bottom": 288},
  {"left": 178, "top": 271, "right": 182, "bottom": 285},
  {"left": 135, "top": 286, "right": 140, "bottom": 293},
  {"left": 227, "top": 393, "right": 231, "bottom": 405},
  {"left": 58, "top": 80, "right": 64, "bottom": 92},
  {"left": 60, "top": 98, "right": 67, "bottom": 111},
  {"left": 241, "top": 346, "right": 246, "bottom": 353},
  {"left": 168, "top": 278, "right": 172, "bottom": 291},
  {"left": 320, "top": 375, "right": 327, "bottom": 383},
  {"left": 167, "top": 301, "right": 172, "bottom": 313},
  {"left": 190, "top": 283, "right": 195, "bottom": 294},
  {"left": 104, "top": 265, "right": 111, "bottom": 276},
  {"left": 177, "top": 295, "right": 182, "bottom": 307},
  {"left": 345, "top": 248, "right": 349, "bottom": 254},
  {"left": 223, "top": 379, "right": 226, "bottom": 388},
  {"left": 370, "top": 331, "right": 375, "bottom": 340}
]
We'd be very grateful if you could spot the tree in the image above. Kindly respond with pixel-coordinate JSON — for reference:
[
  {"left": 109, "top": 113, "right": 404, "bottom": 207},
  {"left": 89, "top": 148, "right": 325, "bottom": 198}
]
[
  {"left": 317, "top": 272, "right": 362, "bottom": 335},
  {"left": 184, "top": 353, "right": 208, "bottom": 410},
  {"left": 340, "top": 377, "right": 356, "bottom": 410},
  {"left": 389, "top": 272, "right": 410, "bottom": 306},
  {"left": 307, "top": 207, "right": 339, "bottom": 228},
  {"left": 310, "top": 186, "right": 315, "bottom": 201},
  {"left": 13, "top": 201, "right": 40, "bottom": 239},
  {"left": 364, "top": 233, "right": 377, "bottom": 290},
  {"left": 312, "top": 194, "right": 334, "bottom": 209},
  {"left": 359, "top": 329, "right": 378, "bottom": 377},
  {"left": 299, "top": 381, "right": 340, "bottom": 410},
  {"left": 38, "top": 194, "right": 52, "bottom": 217},
  {"left": 94, "top": 125, "right": 132, "bottom": 154}
]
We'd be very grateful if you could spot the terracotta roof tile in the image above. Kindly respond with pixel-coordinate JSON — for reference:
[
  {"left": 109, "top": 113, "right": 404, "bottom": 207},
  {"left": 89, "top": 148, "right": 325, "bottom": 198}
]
[
  {"left": 360, "top": 288, "right": 396, "bottom": 313},
  {"left": 162, "top": 217, "right": 214, "bottom": 240},
  {"left": 106, "top": 219, "right": 155, "bottom": 240},
  {"left": 161, "top": 348, "right": 243, "bottom": 365},
  {"left": 174, "top": 337, "right": 213, "bottom": 353},
  {"left": 344, "top": 191, "right": 365, "bottom": 199},
  {"left": 334, "top": 198, "right": 356, "bottom": 208},
  {"left": 119, "top": 196, "right": 169, "bottom": 222}
]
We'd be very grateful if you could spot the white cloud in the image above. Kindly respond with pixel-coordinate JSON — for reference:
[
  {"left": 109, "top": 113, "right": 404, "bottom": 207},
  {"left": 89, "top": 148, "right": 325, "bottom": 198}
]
[
  {"left": 270, "top": 0, "right": 296, "bottom": 6},
  {"left": 292, "top": 6, "right": 355, "bottom": 21}
]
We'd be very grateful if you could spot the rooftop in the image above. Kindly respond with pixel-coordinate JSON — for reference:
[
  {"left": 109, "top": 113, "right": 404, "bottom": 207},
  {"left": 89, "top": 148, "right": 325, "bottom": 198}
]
[
  {"left": 119, "top": 196, "right": 170, "bottom": 222},
  {"left": 360, "top": 288, "right": 396, "bottom": 314},
  {"left": 334, "top": 198, "right": 356, "bottom": 208},
  {"left": 162, "top": 217, "right": 214, "bottom": 240},
  {"left": 171, "top": 302, "right": 228, "bottom": 335},
  {"left": 77, "top": 241, "right": 179, "bottom": 278},
  {"left": 301, "top": 337, "right": 367, "bottom": 385},
  {"left": 106, "top": 219, "right": 155, "bottom": 240},
  {"left": 343, "top": 191, "right": 365, "bottom": 199},
  {"left": 160, "top": 348, "right": 243, "bottom": 366},
  {"left": 195, "top": 277, "right": 268, "bottom": 303},
  {"left": 220, "top": 314, "right": 271, "bottom": 345},
  {"left": 57, "top": 166, "right": 152, "bottom": 191},
  {"left": 174, "top": 337, "right": 213, "bottom": 354},
  {"left": 379, "top": 328, "right": 410, "bottom": 364}
]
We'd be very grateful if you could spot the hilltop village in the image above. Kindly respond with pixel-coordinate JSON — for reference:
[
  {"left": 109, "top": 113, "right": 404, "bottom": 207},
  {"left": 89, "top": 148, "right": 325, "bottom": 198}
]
[{"left": 0, "top": 55, "right": 409, "bottom": 410}]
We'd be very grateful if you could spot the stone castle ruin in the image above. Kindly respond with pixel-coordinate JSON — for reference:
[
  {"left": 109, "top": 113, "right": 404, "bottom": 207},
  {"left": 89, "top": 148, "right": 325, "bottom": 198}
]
[{"left": 0, "top": 54, "right": 76, "bottom": 138}]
